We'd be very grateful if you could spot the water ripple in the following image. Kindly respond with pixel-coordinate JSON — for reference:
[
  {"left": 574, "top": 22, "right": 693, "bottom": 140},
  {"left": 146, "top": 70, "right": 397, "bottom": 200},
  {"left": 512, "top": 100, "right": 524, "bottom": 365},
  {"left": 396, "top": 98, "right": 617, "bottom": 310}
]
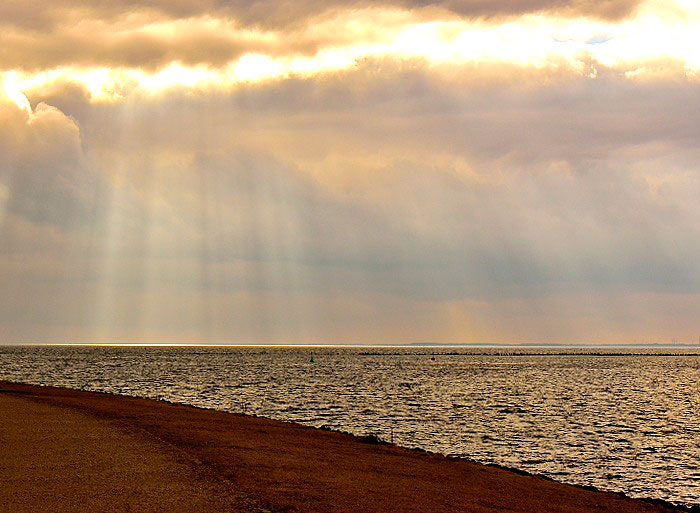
[{"left": 1, "top": 346, "right": 698, "bottom": 508}]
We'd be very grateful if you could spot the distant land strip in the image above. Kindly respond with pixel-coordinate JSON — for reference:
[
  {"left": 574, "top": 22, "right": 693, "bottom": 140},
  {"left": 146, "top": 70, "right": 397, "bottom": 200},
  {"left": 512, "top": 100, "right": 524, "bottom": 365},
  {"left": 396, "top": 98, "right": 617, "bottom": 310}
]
[{"left": 359, "top": 352, "right": 700, "bottom": 357}]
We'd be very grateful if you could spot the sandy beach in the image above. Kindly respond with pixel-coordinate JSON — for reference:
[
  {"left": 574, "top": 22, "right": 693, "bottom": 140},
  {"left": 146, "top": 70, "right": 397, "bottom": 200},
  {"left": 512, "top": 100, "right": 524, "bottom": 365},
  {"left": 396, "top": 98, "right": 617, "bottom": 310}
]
[{"left": 0, "top": 381, "right": 688, "bottom": 513}]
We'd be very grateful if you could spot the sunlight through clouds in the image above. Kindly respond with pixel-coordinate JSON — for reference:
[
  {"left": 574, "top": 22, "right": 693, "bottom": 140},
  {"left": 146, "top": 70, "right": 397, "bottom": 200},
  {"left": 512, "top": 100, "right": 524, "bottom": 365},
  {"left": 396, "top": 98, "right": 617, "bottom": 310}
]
[
  {"left": 2, "top": 0, "right": 700, "bottom": 103},
  {"left": 1, "top": 75, "right": 32, "bottom": 113},
  {"left": 2, "top": 0, "right": 700, "bottom": 344}
]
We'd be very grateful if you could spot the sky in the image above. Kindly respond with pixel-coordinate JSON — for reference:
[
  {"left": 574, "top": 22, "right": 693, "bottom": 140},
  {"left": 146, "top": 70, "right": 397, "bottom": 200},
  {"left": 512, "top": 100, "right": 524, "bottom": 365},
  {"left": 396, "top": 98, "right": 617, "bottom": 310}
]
[{"left": 1, "top": 0, "right": 699, "bottom": 345}]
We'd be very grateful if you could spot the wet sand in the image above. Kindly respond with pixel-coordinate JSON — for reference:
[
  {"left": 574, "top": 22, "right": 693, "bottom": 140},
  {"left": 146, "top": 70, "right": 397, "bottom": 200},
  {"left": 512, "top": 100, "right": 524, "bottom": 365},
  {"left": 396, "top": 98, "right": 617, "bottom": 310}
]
[{"left": 0, "top": 381, "right": 687, "bottom": 513}]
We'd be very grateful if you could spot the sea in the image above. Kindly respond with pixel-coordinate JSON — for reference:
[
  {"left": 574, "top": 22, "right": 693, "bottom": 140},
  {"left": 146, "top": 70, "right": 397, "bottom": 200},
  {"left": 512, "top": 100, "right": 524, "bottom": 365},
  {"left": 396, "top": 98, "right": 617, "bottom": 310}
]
[{"left": 1, "top": 345, "right": 698, "bottom": 508}]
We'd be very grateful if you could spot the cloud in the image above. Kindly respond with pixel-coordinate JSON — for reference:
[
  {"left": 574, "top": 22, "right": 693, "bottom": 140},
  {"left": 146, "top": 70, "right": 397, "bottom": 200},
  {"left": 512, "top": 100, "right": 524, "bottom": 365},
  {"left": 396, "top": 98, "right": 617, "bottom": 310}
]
[
  {"left": 0, "top": 90, "right": 104, "bottom": 228},
  {"left": 29, "top": 64, "right": 700, "bottom": 303},
  {"left": 0, "top": 0, "right": 644, "bottom": 35},
  {"left": 399, "top": 0, "right": 641, "bottom": 21},
  {"left": 1, "top": 11, "right": 312, "bottom": 71},
  {"left": 44, "top": 60, "right": 699, "bottom": 175},
  {"left": 2, "top": 21, "right": 700, "bottom": 343},
  {"left": 0, "top": 0, "right": 668, "bottom": 77}
]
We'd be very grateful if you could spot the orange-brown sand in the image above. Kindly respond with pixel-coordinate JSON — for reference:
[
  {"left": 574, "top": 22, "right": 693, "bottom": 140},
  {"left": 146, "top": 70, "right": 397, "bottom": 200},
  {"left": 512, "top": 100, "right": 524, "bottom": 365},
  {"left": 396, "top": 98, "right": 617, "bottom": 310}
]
[{"left": 0, "top": 381, "right": 686, "bottom": 513}]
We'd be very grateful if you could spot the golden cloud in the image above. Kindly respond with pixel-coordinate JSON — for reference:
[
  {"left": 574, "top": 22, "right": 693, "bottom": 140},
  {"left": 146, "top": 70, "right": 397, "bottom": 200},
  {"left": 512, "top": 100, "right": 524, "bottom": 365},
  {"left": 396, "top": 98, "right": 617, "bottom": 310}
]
[{"left": 0, "top": 0, "right": 697, "bottom": 107}]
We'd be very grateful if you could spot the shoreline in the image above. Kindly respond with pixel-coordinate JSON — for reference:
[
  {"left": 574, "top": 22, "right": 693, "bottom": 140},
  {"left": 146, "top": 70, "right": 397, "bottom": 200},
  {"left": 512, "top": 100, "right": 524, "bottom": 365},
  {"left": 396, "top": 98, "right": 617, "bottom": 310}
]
[{"left": 0, "top": 380, "right": 693, "bottom": 513}]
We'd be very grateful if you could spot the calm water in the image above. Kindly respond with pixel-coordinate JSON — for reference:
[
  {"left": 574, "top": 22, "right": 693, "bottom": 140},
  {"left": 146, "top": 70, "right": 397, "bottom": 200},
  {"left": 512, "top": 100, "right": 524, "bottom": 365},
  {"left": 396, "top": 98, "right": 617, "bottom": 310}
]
[{"left": 1, "top": 346, "right": 698, "bottom": 507}]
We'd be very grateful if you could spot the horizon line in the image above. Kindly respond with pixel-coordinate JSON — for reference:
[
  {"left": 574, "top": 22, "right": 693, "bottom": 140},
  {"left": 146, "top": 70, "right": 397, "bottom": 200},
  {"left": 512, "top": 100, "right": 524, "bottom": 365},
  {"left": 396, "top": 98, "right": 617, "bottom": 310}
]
[{"left": 9, "top": 342, "right": 700, "bottom": 349}]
